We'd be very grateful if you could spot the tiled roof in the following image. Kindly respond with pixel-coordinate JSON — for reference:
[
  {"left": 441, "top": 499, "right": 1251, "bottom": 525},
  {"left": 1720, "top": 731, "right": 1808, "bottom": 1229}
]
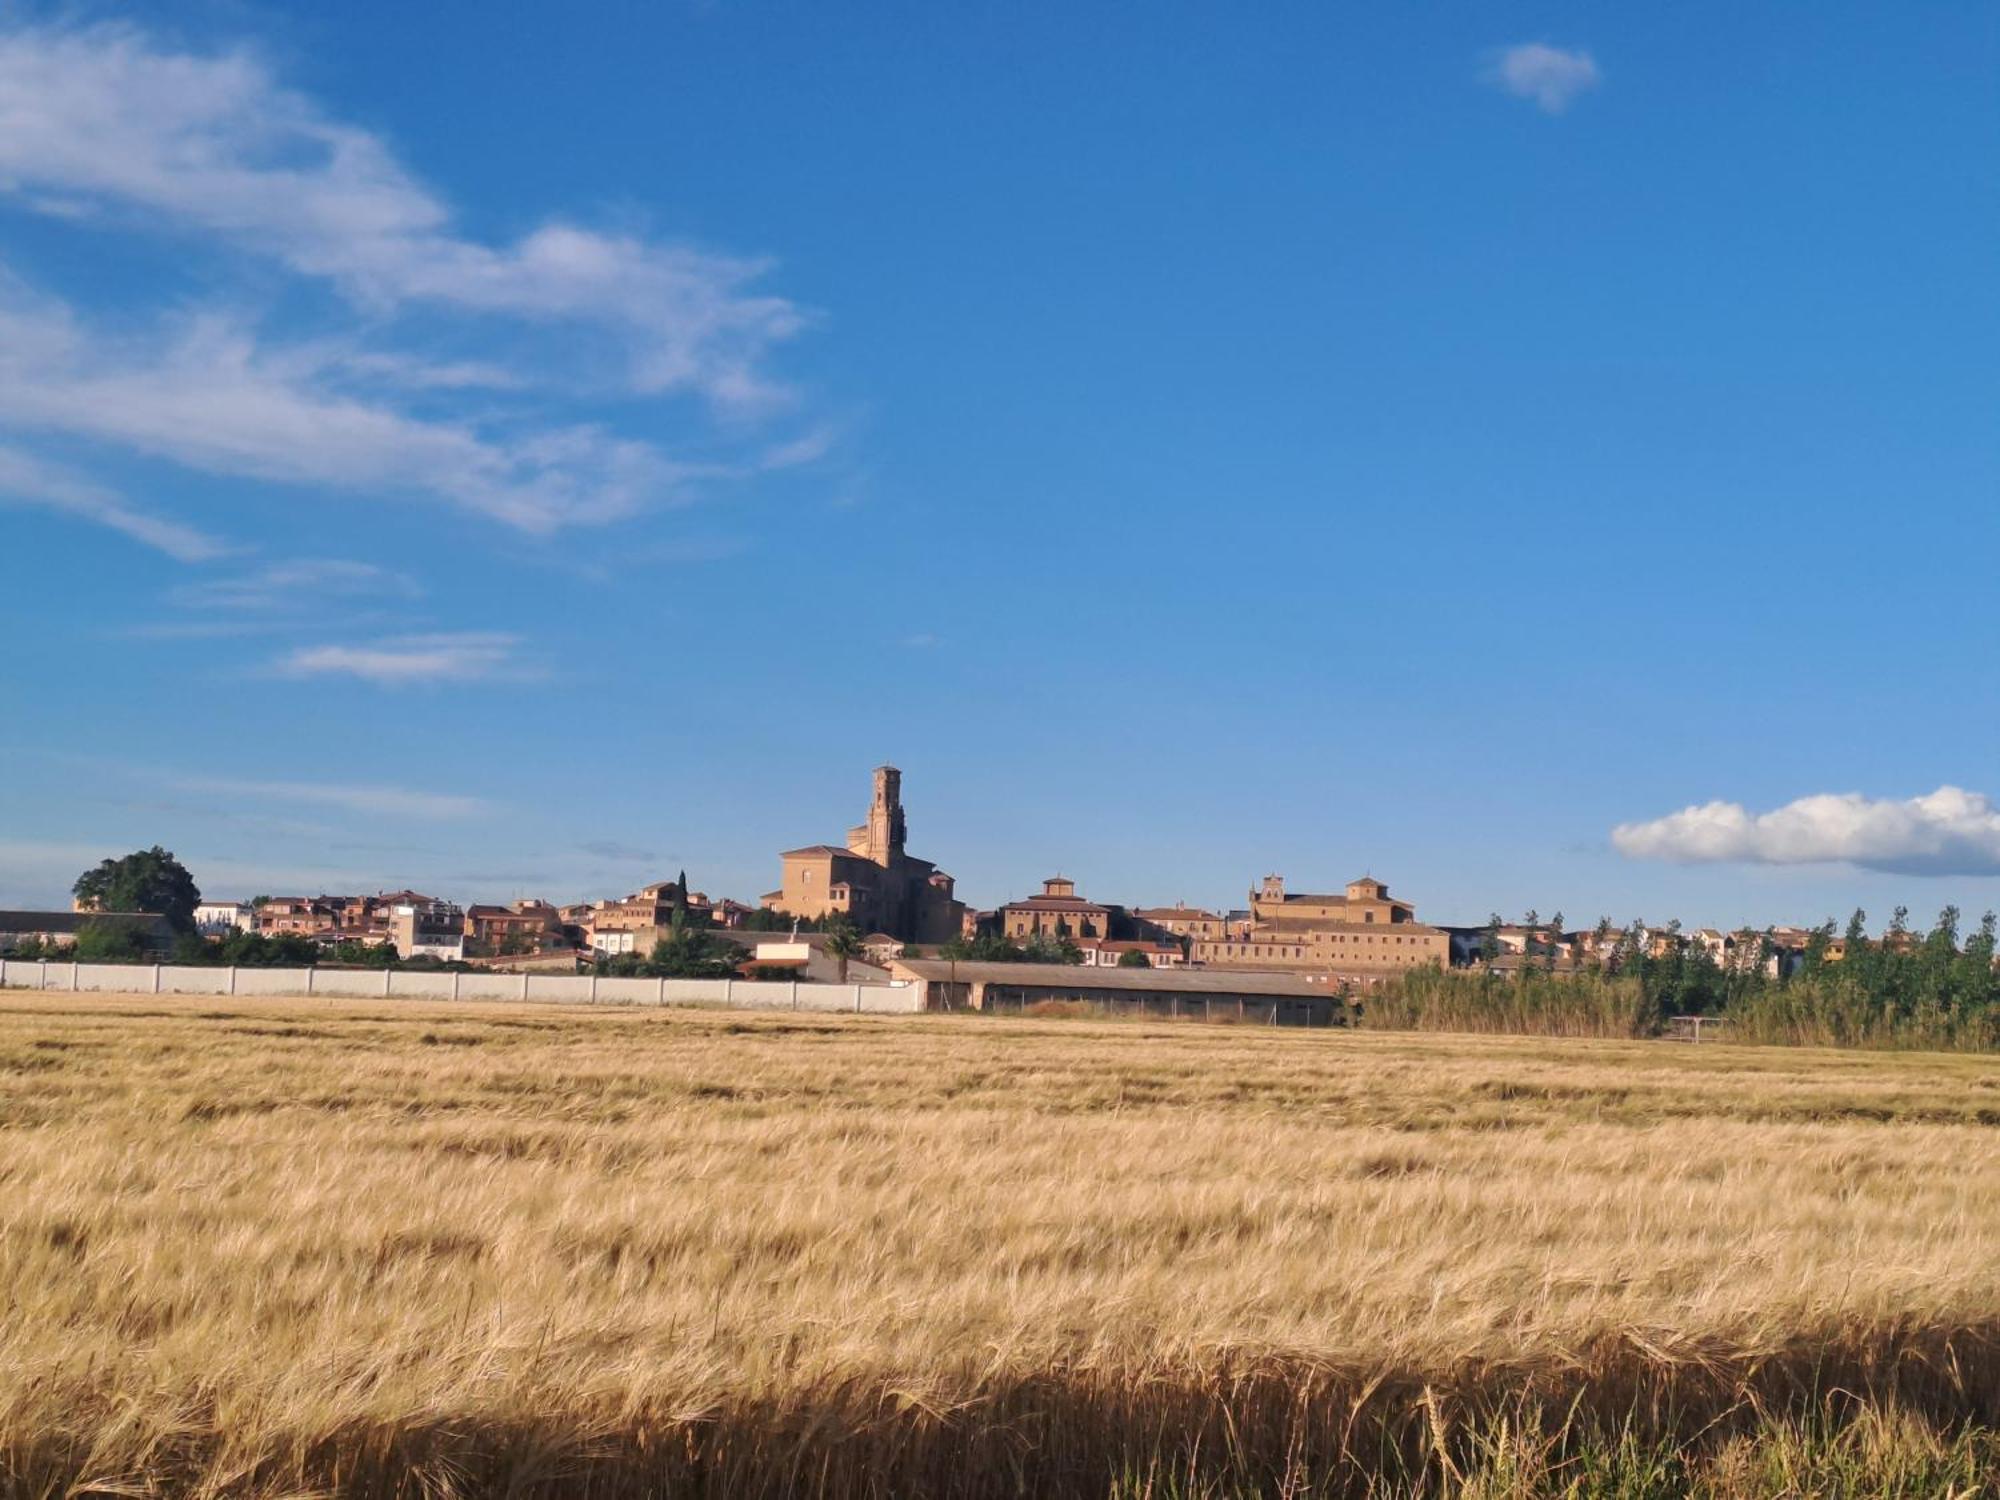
[{"left": 1003, "top": 895, "right": 1109, "bottom": 912}]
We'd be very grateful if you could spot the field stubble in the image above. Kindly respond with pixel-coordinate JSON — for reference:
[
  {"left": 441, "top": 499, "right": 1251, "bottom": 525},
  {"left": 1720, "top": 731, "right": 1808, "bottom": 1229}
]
[{"left": 2, "top": 995, "right": 1998, "bottom": 1496}]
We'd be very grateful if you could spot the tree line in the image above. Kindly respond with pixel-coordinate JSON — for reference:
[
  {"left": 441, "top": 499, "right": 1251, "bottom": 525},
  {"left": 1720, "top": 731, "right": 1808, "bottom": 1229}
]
[{"left": 1368, "top": 906, "right": 2000, "bottom": 1049}]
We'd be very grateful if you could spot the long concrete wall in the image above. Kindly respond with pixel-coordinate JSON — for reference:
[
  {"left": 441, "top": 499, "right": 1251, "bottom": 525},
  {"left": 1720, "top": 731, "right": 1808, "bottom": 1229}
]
[{"left": 0, "top": 960, "right": 924, "bottom": 1014}]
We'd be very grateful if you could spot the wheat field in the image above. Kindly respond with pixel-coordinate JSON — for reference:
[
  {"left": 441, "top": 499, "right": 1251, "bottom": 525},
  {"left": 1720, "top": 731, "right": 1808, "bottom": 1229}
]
[{"left": 3, "top": 993, "right": 1998, "bottom": 1497}]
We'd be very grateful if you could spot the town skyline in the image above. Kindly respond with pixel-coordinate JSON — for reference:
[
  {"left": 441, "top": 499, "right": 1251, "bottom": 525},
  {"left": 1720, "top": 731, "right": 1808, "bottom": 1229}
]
[
  {"left": 3, "top": 6, "right": 1996, "bottom": 930},
  {"left": 8, "top": 759, "right": 2000, "bottom": 942}
]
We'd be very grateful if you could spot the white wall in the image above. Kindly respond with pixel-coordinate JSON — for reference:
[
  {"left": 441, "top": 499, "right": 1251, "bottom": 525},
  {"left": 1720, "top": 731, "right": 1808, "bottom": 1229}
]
[{"left": 0, "top": 959, "right": 921, "bottom": 1014}]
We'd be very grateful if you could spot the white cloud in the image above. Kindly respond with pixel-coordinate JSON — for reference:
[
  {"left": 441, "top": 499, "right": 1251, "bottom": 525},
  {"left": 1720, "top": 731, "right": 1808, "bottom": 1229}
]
[
  {"left": 168, "top": 775, "right": 489, "bottom": 820},
  {"left": 0, "top": 23, "right": 804, "bottom": 409},
  {"left": 332, "top": 351, "right": 527, "bottom": 392},
  {"left": 1489, "top": 43, "right": 1601, "bottom": 114},
  {"left": 269, "top": 631, "right": 527, "bottom": 686},
  {"left": 0, "top": 443, "right": 224, "bottom": 560},
  {"left": 0, "top": 285, "right": 677, "bottom": 533},
  {"left": 0, "top": 21, "right": 831, "bottom": 571},
  {"left": 169, "top": 558, "right": 419, "bottom": 611},
  {"left": 1612, "top": 786, "right": 2000, "bottom": 876}
]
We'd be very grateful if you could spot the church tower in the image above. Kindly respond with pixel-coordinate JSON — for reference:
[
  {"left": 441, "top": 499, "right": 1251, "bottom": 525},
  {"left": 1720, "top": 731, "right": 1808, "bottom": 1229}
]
[{"left": 865, "top": 764, "right": 907, "bottom": 865}]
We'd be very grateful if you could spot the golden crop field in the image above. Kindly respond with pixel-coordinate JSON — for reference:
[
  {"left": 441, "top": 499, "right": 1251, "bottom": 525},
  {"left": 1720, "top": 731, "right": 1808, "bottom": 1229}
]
[{"left": 3, "top": 993, "right": 1999, "bottom": 1497}]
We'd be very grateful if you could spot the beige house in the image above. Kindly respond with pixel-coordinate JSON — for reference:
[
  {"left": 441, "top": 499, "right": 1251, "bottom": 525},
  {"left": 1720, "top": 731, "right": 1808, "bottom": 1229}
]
[
  {"left": 1132, "top": 903, "right": 1234, "bottom": 945},
  {"left": 998, "top": 877, "right": 1112, "bottom": 940},
  {"left": 766, "top": 767, "right": 966, "bottom": 944},
  {"left": 1193, "top": 875, "right": 1449, "bottom": 986},
  {"left": 388, "top": 900, "right": 465, "bottom": 961}
]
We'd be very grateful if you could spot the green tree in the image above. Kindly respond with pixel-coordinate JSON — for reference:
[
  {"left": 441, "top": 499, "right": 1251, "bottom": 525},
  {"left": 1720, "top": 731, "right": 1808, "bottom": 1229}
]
[
  {"left": 645, "top": 908, "right": 740, "bottom": 979},
  {"left": 822, "top": 916, "right": 864, "bottom": 982},
  {"left": 1480, "top": 913, "right": 1502, "bottom": 964},
  {"left": 73, "top": 920, "right": 147, "bottom": 962},
  {"left": 1116, "top": 948, "right": 1152, "bottom": 968},
  {"left": 215, "top": 930, "right": 319, "bottom": 966},
  {"left": 72, "top": 847, "right": 201, "bottom": 934},
  {"left": 325, "top": 939, "right": 400, "bottom": 968},
  {"left": 1020, "top": 932, "right": 1083, "bottom": 965}
]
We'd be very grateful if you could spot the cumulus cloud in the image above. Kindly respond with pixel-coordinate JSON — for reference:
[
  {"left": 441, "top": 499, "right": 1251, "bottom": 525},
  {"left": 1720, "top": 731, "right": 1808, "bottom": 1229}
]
[
  {"left": 1489, "top": 43, "right": 1601, "bottom": 114},
  {"left": 1612, "top": 787, "right": 2000, "bottom": 876},
  {"left": 0, "top": 23, "right": 804, "bottom": 408},
  {"left": 270, "top": 632, "right": 528, "bottom": 686}
]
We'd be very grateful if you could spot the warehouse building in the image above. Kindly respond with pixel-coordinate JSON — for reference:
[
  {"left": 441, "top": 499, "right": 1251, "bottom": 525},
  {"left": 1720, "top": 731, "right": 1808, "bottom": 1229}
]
[{"left": 886, "top": 958, "right": 1345, "bottom": 1026}]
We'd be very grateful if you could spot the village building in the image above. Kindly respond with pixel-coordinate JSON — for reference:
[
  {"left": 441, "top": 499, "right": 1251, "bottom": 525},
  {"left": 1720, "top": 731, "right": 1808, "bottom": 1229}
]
[
  {"left": 765, "top": 766, "right": 966, "bottom": 943},
  {"left": 255, "top": 891, "right": 434, "bottom": 945},
  {"left": 588, "top": 879, "right": 708, "bottom": 939},
  {"left": 887, "top": 957, "right": 1342, "bottom": 1026},
  {"left": 861, "top": 931, "right": 910, "bottom": 966},
  {"left": 256, "top": 897, "right": 331, "bottom": 938},
  {"left": 1076, "top": 937, "right": 1186, "bottom": 969},
  {"left": 998, "top": 877, "right": 1115, "bottom": 941},
  {"left": 388, "top": 899, "right": 465, "bottom": 961},
  {"left": 193, "top": 900, "right": 255, "bottom": 936},
  {"left": 1191, "top": 875, "right": 1450, "bottom": 986},
  {"left": 0, "top": 910, "right": 176, "bottom": 955},
  {"left": 1131, "top": 903, "right": 1236, "bottom": 946},
  {"left": 463, "top": 900, "right": 567, "bottom": 955}
]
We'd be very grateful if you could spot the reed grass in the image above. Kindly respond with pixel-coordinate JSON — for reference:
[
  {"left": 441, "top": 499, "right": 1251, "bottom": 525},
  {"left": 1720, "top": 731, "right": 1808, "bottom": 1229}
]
[{"left": 3, "top": 994, "right": 1997, "bottom": 1496}]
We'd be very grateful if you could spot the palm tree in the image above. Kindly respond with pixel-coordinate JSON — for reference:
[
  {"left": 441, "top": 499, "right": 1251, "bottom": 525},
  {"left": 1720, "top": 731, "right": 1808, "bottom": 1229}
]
[{"left": 823, "top": 917, "right": 864, "bottom": 983}]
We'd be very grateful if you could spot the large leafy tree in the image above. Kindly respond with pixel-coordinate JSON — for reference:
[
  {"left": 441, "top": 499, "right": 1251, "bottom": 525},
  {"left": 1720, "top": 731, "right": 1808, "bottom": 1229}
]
[
  {"left": 74, "top": 921, "right": 148, "bottom": 962},
  {"left": 645, "top": 908, "right": 741, "bottom": 978},
  {"left": 72, "top": 847, "right": 200, "bottom": 934}
]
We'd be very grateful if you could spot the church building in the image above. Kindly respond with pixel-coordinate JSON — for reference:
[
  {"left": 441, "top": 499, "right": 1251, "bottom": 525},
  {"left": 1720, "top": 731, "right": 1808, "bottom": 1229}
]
[{"left": 765, "top": 767, "right": 966, "bottom": 943}]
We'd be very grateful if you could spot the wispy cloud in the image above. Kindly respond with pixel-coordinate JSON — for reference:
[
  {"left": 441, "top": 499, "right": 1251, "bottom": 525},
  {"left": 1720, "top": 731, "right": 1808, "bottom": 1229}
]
[
  {"left": 1489, "top": 43, "right": 1600, "bottom": 114},
  {"left": 1613, "top": 786, "right": 2000, "bottom": 876},
  {"left": 168, "top": 774, "right": 489, "bottom": 820},
  {"left": 0, "top": 20, "right": 829, "bottom": 561},
  {"left": 0, "top": 442, "right": 224, "bottom": 559},
  {"left": 0, "top": 285, "right": 678, "bottom": 533},
  {"left": 170, "top": 558, "right": 420, "bottom": 611},
  {"left": 579, "top": 839, "right": 658, "bottom": 863},
  {"left": 0, "top": 23, "right": 806, "bottom": 409},
  {"left": 269, "top": 631, "right": 528, "bottom": 686}
]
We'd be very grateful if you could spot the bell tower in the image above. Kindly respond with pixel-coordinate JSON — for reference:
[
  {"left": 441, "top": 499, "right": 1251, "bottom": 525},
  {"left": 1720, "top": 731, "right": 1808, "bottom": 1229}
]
[{"left": 865, "top": 764, "right": 906, "bottom": 865}]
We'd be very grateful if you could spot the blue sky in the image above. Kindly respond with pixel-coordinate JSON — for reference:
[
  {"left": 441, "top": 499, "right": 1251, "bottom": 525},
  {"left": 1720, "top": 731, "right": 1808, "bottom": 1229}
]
[{"left": 1, "top": 2, "right": 1996, "bottom": 929}]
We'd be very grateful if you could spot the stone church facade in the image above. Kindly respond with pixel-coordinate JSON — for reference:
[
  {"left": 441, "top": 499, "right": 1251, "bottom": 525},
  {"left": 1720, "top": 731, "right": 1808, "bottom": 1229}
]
[{"left": 765, "top": 767, "right": 966, "bottom": 943}]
